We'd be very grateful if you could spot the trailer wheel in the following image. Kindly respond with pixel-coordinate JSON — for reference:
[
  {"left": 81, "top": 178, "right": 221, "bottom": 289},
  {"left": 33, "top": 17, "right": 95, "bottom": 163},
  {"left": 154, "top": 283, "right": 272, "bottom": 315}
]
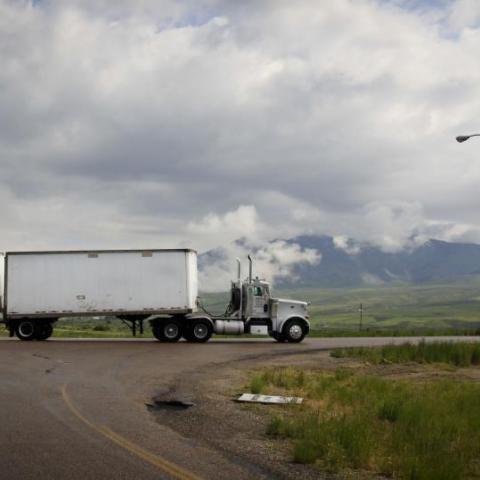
[
  {"left": 188, "top": 320, "right": 212, "bottom": 343},
  {"left": 283, "top": 319, "right": 306, "bottom": 343},
  {"left": 182, "top": 328, "right": 195, "bottom": 342},
  {"left": 35, "top": 323, "right": 53, "bottom": 341},
  {"left": 152, "top": 320, "right": 182, "bottom": 342},
  {"left": 15, "top": 320, "right": 37, "bottom": 341}
]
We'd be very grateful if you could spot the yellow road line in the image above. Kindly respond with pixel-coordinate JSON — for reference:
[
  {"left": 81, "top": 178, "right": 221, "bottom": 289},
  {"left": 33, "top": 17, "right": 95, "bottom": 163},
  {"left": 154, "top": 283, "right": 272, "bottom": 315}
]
[{"left": 61, "top": 385, "right": 203, "bottom": 480}]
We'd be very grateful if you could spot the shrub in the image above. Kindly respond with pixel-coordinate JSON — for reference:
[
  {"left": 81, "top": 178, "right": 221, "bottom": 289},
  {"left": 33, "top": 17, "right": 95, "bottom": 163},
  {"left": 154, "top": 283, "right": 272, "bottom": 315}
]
[
  {"left": 249, "top": 375, "right": 265, "bottom": 394},
  {"left": 92, "top": 324, "right": 110, "bottom": 331}
]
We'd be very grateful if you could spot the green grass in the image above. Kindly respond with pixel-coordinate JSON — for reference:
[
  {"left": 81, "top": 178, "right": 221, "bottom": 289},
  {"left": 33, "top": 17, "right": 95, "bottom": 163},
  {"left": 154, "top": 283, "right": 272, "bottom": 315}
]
[
  {"left": 52, "top": 318, "right": 154, "bottom": 338},
  {"left": 249, "top": 366, "right": 480, "bottom": 479},
  {"left": 307, "top": 327, "right": 480, "bottom": 337},
  {"left": 332, "top": 340, "right": 480, "bottom": 367}
]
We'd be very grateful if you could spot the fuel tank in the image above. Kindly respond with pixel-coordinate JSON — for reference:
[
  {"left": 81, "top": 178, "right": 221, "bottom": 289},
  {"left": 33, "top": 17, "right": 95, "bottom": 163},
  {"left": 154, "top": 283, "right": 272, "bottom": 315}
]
[{"left": 214, "top": 320, "right": 245, "bottom": 335}]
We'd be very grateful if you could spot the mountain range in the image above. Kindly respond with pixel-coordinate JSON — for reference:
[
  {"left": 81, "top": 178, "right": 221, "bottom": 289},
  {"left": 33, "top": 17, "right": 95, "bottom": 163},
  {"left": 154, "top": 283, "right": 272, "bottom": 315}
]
[{"left": 199, "top": 235, "right": 480, "bottom": 288}]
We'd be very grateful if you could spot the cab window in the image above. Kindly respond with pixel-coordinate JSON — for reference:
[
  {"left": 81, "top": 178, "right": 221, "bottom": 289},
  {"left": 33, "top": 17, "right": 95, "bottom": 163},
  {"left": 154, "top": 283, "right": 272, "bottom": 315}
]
[{"left": 254, "top": 286, "right": 263, "bottom": 296}]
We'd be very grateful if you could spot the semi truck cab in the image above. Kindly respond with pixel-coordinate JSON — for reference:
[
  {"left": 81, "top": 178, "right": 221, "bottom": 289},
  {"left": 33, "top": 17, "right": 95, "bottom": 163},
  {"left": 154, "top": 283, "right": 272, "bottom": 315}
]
[{"left": 192, "top": 256, "right": 310, "bottom": 343}]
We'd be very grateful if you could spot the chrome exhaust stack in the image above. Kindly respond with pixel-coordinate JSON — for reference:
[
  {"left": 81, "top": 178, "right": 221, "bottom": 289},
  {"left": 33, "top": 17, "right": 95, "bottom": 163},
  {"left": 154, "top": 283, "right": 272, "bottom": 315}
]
[
  {"left": 247, "top": 255, "right": 253, "bottom": 283},
  {"left": 236, "top": 257, "right": 243, "bottom": 319},
  {"left": 236, "top": 257, "right": 241, "bottom": 281}
]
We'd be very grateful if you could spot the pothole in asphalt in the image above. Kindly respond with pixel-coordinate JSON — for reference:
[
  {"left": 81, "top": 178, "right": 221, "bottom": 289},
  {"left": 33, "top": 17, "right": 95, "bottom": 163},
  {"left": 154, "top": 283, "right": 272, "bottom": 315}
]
[{"left": 146, "top": 399, "right": 195, "bottom": 411}]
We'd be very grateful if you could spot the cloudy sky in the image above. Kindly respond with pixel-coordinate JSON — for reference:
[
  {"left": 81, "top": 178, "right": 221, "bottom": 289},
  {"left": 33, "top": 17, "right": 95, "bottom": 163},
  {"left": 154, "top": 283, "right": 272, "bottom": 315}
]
[{"left": 1, "top": 0, "right": 480, "bottom": 283}]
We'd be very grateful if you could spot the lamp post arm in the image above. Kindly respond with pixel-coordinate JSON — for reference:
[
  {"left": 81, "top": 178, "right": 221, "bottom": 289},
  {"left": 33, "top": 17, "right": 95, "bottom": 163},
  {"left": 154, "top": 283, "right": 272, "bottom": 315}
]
[{"left": 456, "top": 134, "right": 480, "bottom": 143}]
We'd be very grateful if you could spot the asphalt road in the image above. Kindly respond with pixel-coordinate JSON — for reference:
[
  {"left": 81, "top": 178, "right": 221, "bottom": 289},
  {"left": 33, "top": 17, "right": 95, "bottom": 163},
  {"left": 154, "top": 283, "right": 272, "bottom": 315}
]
[{"left": 0, "top": 336, "right": 478, "bottom": 480}]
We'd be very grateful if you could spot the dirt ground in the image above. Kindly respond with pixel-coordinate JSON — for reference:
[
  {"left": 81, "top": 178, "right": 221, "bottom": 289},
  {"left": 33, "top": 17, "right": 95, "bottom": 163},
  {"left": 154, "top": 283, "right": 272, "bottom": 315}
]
[
  {"left": 147, "top": 351, "right": 324, "bottom": 479},
  {"left": 147, "top": 348, "right": 480, "bottom": 480}
]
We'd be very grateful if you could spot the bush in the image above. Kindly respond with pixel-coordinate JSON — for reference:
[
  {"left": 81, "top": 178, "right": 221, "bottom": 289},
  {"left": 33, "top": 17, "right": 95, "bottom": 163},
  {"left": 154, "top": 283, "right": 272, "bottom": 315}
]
[
  {"left": 92, "top": 324, "right": 110, "bottom": 332},
  {"left": 249, "top": 375, "right": 265, "bottom": 394}
]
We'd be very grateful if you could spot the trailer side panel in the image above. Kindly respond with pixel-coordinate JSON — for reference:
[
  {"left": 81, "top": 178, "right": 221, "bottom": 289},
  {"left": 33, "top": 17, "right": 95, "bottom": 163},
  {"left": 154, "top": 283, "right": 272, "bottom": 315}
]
[{"left": 5, "top": 250, "right": 197, "bottom": 317}]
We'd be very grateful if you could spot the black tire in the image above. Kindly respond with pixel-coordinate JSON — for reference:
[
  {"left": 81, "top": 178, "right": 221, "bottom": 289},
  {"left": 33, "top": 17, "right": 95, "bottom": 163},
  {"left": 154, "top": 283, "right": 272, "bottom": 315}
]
[
  {"left": 152, "top": 320, "right": 182, "bottom": 342},
  {"left": 272, "top": 332, "right": 287, "bottom": 343},
  {"left": 283, "top": 319, "right": 306, "bottom": 343},
  {"left": 15, "top": 320, "right": 37, "bottom": 341},
  {"left": 35, "top": 323, "right": 53, "bottom": 341},
  {"left": 182, "top": 328, "right": 195, "bottom": 342},
  {"left": 187, "top": 320, "right": 213, "bottom": 343}
]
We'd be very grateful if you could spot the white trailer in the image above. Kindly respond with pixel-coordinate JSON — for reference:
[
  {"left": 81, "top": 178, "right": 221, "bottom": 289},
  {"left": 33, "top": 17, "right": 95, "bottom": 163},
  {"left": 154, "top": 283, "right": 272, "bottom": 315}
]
[
  {"left": 2, "top": 249, "right": 197, "bottom": 339},
  {"left": 1, "top": 249, "right": 310, "bottom": 343}
]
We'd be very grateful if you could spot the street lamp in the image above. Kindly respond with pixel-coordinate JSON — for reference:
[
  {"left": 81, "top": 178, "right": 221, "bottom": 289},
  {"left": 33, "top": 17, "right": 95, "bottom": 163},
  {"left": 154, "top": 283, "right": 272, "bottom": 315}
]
[{"left": 456, "top": 134, "right": 480, "bottom": 143}]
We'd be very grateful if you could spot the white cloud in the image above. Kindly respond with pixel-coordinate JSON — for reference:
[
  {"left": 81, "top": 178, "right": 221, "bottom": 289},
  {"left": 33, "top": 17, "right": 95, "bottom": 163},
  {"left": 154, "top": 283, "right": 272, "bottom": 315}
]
[
  {"left": 333, "top": 236, "right": 361, "bottom": 255},
  {"left": 190, "top": 204, "right": 321, "bottom": 291},
  {"left": 186, "top": 205, "right": 261, "bottom": 251},
  {"left": 252, "top": 240, "right": 321, "bottom": 282},
  {"left": 447, "top": 0, "right": 480, "bottom": 30},
  {"left": 198, "top": 236, "right": 321, "bottom": 292}
]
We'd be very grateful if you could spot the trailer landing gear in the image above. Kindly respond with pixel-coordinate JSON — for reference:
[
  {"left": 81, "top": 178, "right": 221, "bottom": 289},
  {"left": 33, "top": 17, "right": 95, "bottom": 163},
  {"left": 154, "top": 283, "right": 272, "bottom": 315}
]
[{"left": 118, "top": 315, "right": 147, "bottom": 336}]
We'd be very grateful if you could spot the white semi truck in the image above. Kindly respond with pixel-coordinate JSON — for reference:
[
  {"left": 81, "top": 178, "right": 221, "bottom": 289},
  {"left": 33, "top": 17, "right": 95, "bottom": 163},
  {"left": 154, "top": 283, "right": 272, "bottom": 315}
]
[{"left": 0, "top": 249, "right": 310, "bottom": 343}]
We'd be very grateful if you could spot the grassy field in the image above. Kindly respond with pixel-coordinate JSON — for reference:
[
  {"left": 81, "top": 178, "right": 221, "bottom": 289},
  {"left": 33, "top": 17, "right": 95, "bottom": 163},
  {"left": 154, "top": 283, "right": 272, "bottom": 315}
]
[
  {"left": 332, "top": 340, "right": 480, "bottom": 366},
  {"left": 249, "top": 343, "right": 480, "bottom": 479}
]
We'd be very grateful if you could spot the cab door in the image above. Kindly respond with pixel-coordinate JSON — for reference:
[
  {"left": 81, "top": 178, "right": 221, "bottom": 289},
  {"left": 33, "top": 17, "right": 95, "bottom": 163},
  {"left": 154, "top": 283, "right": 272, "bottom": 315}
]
[{"left": 252, "top": 285, "right": 269, "bottom": 318}]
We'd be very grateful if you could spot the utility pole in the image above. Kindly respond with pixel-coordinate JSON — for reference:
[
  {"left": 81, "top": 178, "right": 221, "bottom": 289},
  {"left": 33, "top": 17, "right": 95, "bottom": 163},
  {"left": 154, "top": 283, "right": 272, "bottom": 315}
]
[{"left": 359, "top": 303, "right": 364, "bottom": 331}]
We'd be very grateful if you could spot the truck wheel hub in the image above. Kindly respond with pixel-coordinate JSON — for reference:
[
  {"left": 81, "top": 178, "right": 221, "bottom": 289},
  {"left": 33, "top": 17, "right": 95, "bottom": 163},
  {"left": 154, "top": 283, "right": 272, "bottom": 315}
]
[
  {"left": 289, "top": 324, "right": 303, "bottom": 340},
  {"left": 164, "top": 324, "right": 179, "bottom": 339},
  {"left": 193, "top": 324, "right": 208, "bottom": 339},
  {"left": 19, "top": 322, "right": 34, "bottom": 337}
]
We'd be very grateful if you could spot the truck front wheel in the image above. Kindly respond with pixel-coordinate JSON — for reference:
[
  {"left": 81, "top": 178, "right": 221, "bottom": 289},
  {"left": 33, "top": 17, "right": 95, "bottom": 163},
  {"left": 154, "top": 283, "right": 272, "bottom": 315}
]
[
  {"left": 152, "top": 320, "right": 182, "bottom": 342},
  {"left": 15, "top": 320, "right": 37, "bottom": 341},
  {"left": 283, "top": 319, "right": 306, "bottom": 343}
]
